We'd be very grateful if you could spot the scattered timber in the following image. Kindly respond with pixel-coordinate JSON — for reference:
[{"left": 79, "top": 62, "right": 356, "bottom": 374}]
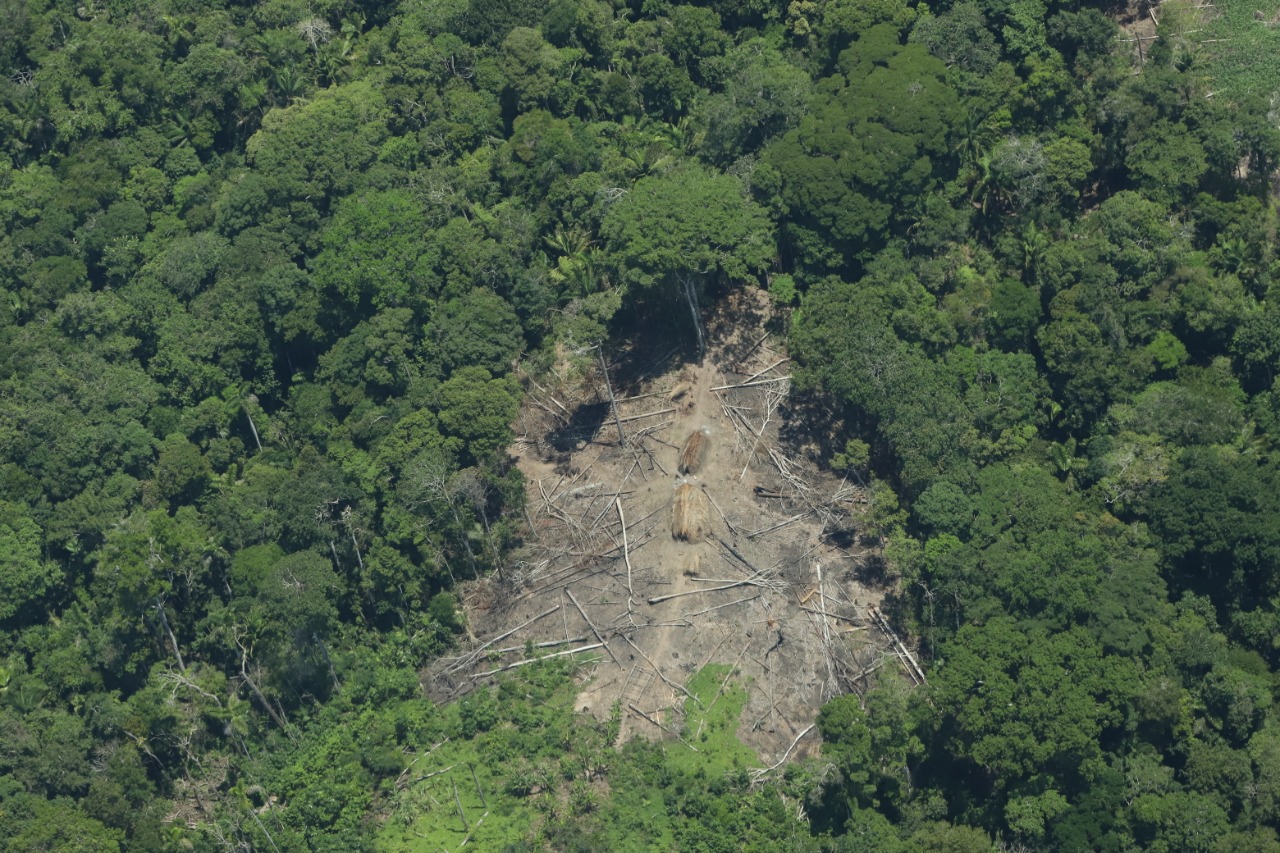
[
  {"left": 868, "top": 606, "right": 928, "bottom": 685},
  {"left": 469, "top": 643, "right": 605, "bottom": 678}
]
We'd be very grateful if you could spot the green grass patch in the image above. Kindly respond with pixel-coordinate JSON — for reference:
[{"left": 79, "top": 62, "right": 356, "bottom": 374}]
[
  {"left": 543, "top": 661, "right": 784, "bottom": 852},
  {"left": 377, "top": 659, "right": 771, "bottom": 851},
  {"left": 376, "top": 657, "right": 606, "bottom": 852},
  {"left": 1188, "top": 0, "right": 1280, "bottom": 101},
  {"left": 669, "top": 663, "right": 761, "bottom": 778}
]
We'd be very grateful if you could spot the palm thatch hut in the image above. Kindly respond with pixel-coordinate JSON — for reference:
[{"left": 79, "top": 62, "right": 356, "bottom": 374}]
[
  {"left": 678, "top": 429, "right": 708, "bottom": 475},
  {"left": 671, "top": 483, "right": 711, "bottom": 542}
]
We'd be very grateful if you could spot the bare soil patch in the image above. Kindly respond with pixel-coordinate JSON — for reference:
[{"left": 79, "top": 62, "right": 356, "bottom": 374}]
[{"left": 426, "top": 289, "right": 913, "bottom": 767}]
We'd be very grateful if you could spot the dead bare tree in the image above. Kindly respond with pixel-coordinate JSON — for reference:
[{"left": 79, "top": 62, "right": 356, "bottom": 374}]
[
  {"left": 678, "top": 273, "right": 706, "bottom": 357},
  {"left": 597, "top": 346, "right": 627, "bottom": 446},
  {"left": 233, "top": 631, "right": 294, "bottom": 738},
  {"left": 400, "top": 450, "right": 482, "bottom": 579}
]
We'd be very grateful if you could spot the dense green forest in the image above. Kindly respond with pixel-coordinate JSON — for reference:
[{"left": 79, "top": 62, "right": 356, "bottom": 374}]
[{"left": 3, "top": 0, "right": 1280, "bottom": 849}]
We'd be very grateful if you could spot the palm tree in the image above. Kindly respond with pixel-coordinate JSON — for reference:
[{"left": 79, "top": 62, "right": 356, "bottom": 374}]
[
  {"left": 159, "top": 107, "right": 195, "bottom": 147},
  {"left": 314, "top": 38, "right": 353, "bottom": 87},
  {"left": 969, "top": 151, "right": 997, "bottom": 215},
  {"left": 958, "top": 107, "right": 1002, "bottom": 174},
  {"left": 1021, "top": 224, "right": 1049, "bottom": 284},
  {"left": 253, "top": 29, "right": 304, "bottom": 69},
  {"left": 8, "top": 79, "right": 53, "bottom": 155},
  {"left": 544, "top": 225, "right": 603, "bottom": 296},
  {"left": 269, "top": 64, "right": 311, "bottom": 106}
]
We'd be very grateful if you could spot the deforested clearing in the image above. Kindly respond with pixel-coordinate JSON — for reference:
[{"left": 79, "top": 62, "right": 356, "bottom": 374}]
[{"left": 427, "top": 288, "right": 898, "bottom": 764}]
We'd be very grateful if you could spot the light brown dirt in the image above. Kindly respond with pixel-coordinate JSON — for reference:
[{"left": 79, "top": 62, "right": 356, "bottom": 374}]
[{"left": 427, "top": 288, "right": 898, "bottom": 767}]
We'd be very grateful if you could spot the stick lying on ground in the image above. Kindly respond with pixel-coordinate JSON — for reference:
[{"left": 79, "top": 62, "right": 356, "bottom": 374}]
[
  {"left": 798, "top": 607, "right": 864, "bottom": 625},
  {"left": 682, "top": 594, "right": 760, "bottom": 619},
  {"left": 566, "top": 588, "right": 621, "bottom": 667},
  {"left": 470, "top": 643, "right": 605, "bottom": 678},
  {"left": 618, "top": 407, "right": 677, "bottom": 424},
  {"left": 617, "top": 631, "right": 699, "bottom": 705},
  {"left": 444, "top": 605, "right": 561, "bottom": 674},
  {"left": 747, "top": 511, "right": 811, "bottom": 539},
  {"left": 494, "top": 637, "right": 587, "bottom": 654},
  {"left": 647, "top": 580, "right": 753, "bottom": 605},
  {"left": 709, "top": 376, "right": 791, "bottom": 392},
  {"left": 700, "top": 486, "right": 741, "bottom": 535},
  {"left": 868, "top": 605, "right": 928, "bottom": 685},
  {"left": 617, "top": 496, "right": 634, "bottom": 601},
  {"left": 750, "top": 723, "right": 815, "bottom": 781},
  {"left": 710, "top": 358, "right": 790, "bottom": 390},
  {"left": 628, "top": 704, "right": 699, "bottom": 752}
]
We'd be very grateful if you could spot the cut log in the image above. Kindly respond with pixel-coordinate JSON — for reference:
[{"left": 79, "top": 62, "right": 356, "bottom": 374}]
[
  {"left": 470, "top": 643, "right": 605, "bottom": 678},
  {"left": 617, "top": 407, "right": 678, "bottom": 424}
]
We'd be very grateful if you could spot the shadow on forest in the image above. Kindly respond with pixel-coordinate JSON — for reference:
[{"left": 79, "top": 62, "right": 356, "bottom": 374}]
[
  {"left": 776, "top": 389, "right": 848, "bottom": 470},
  {"left": 849, "top": 553, "right": 891, "bottom": 589},
  {"left": 605, "top": 279, "right": 776, "bottom": 395},
  {"left": 552, "top": 284, "right": 793, "bottom": 448},
  {"left": 545, "top": 401, "right": 613, "bottom": 452},
  {"left": 609, "top": 340, "right": 688, "bottom": 397}
]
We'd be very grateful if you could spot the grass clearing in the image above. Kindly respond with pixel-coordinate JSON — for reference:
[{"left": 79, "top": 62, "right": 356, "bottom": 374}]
[
  {"left": 669, "top": 663, "right": 760, "bottom": 778},
  {"left": 583, "top": 661, "right": 768, "bottom": 852},
  {"left": 1168, "top": 0, "right": 1280, "bottom": 102},
  {"left": 378, "top": 659, "right": 764, "bottom": 851},
  {"left": 377, "top": 657, "right": 599, "bottom": 852}
]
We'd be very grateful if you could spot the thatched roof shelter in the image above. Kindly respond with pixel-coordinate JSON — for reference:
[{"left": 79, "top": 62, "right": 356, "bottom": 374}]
[{"left": 671, "top": 483, "right": 710, "bottom": 542}]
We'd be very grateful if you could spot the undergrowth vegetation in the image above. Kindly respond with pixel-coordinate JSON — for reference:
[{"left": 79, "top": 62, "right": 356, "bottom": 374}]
[
  {"left": 1197, "top": 0, "right": 1280, "bottom": 100},
  {"left": 377, "top": 659, "right": 795, "bottom": 853}
]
